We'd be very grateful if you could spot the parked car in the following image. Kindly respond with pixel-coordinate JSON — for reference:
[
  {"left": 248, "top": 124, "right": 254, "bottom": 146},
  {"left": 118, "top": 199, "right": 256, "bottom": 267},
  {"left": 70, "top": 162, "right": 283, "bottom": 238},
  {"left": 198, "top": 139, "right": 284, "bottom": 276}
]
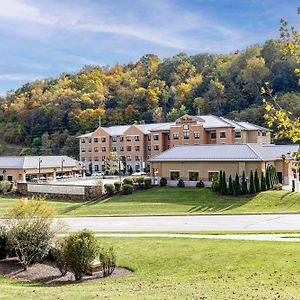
[
  {"left": 92, "top": 171, "right": 105, "bottom": 177},
  {"left": 131, "top": 172, "right": 147, "bottom": 176}
]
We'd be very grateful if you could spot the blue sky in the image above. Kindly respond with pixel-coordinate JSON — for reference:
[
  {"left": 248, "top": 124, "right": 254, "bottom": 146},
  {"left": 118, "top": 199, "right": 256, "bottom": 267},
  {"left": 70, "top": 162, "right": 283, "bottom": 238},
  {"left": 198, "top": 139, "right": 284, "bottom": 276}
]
[{"left": 0, "top": 0, "right": 299, "bottom": 95}]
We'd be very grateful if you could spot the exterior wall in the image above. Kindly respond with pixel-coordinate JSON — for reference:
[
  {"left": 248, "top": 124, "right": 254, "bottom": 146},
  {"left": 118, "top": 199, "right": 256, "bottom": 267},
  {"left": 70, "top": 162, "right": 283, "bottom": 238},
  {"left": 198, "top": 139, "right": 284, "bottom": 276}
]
[
  {"left": 215, "top": 127, "right": 234, "bottom": 144},
  {"left": 247, "top": 130, "right": 271, "bottom": 144},
  {"left": 150, "top": 131, "right": 166, "bottom": 158},
  {"left": 233, "top": 130, "right": 248, "bottom": 143}
]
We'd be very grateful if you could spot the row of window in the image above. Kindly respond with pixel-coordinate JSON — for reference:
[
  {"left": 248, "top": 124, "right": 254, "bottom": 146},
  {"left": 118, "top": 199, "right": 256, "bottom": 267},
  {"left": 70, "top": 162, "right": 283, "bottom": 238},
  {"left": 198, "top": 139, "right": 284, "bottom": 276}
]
[
  {"left": 0, "top": 175, "right": 13, "bottom": 181},
  {"left": 170, "top": 171, "right": 219, "bottom": 181},
  {"left": 82, "top": 156, "right": 141, "bottom": 162}
]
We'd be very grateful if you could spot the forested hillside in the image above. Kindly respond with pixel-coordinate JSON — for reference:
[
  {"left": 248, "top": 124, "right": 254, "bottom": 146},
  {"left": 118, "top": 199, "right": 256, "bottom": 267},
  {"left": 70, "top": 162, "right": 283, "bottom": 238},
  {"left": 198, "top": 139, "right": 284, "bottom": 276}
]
[{"left": 0, "top": 40, "right": 299, "bottom": 157}]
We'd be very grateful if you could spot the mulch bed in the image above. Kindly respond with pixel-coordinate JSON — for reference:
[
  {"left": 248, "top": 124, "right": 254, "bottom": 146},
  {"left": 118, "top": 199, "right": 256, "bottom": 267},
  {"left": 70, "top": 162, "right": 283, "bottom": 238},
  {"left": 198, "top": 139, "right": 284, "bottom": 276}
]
[{"left": 0, "top": 257, "right": 132, "bottom": 284}]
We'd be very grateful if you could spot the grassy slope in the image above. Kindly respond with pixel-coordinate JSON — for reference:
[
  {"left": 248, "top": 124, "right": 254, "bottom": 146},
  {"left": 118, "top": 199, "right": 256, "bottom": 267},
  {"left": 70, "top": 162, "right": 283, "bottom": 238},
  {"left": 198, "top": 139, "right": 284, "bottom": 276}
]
[
  {"left": 0, "top": 237, "right": 299, "bottom": 299},
  {"left": 1, "top": 187, "right": 300, "bottom": 217}
]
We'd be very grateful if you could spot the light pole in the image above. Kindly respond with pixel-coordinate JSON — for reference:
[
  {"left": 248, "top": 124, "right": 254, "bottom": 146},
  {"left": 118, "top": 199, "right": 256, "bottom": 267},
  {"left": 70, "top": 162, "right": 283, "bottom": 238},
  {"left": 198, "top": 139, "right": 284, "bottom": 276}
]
[
  {"left": 61, "top": 157, "right": 65, "bottom": 179},
  {"left": 38, "top": 158, "right": 42, "bottom": 182}
]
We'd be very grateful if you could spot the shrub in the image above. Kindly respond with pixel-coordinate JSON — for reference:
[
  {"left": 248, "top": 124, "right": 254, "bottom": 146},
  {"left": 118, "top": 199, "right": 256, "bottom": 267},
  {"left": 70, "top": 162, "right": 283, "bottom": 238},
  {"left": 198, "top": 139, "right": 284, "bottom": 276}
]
[
  {"left": 123, "top": 177, "right": 133, "bottom": 185},
  {"left": 135, "top": 176, "right": 144, "bottom": 187},
  {"left": 144, "top": 178, "right": 152, "bottom": 189},
  {"left": 241, "top": 171, "right": 248, "bottom": 195},
  {"left": 99, "top": 246, "right": 116, "bottom": 277},
  {"left": 273, "top": 183, "right": 283, "bottom": 190},
  {"left": 95, "top": 179, "right": 104, "bottom": 195},
  {"left": 211, "top": 175, "right": 219, "bottom": 192},
  {"left": 4, "top": 197, "right": 57, "bottom": 270},
  {"left": 221, "top": 171, "right": 228, "bottom": 195},
  {"left": 254, "top": 170, "right": 260, "bottom": 193},
  {"left": 64, "top": 229, "right": 98, "bottom": 280},
  {"left": 266, "top": 167, "right": 271, "bottom": 190},
  {"left": 104, "top": 184, "right": 115, "bottom": 195},
  {"left": 0, "top": 180, "right": 13, "bottom": 194},
  {"left": 218, "top": 171, "right": 223, "bottom": 193},
  {"left": 52, "top": 240, "right": 68, "bottom": 276},
  {"left": 249, "top": 170, "right": 256, "bottom": 194},
  {"left": 114, "top": 181, "right": 122, "bottom": 192},
  {"left": 122, "top": 184, "right": 134, "bottom": 195},
  {"left": 160, "top": 177, "right": 167, "bottom": 187},
  {"left": 0, "top": 226, "right": 9, "bottom": 260},
  {"left": 228, "top": 175, "right": 234, "bottom": 195},
  {"left": 196, "top": 180, "right": 205, "bottom": 188},
  {"left": 234, "top": 173, "right": 241, "bottom": 196},
  {"left": 177, "top": 179, "right": 185, "bottom": 188},
  {"left": 261, "top": 172, "right": 267, "bottom": 191}
]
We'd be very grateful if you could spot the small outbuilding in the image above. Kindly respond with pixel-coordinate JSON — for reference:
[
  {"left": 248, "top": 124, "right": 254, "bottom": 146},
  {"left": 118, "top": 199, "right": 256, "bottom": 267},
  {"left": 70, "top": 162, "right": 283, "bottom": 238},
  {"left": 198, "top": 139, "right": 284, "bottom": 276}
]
[
  {"left": 0, "top": 156, "right": 81, "bottom": 182},
  {"left": 150, "top": 144, "right": 299, "bottom": 190}
]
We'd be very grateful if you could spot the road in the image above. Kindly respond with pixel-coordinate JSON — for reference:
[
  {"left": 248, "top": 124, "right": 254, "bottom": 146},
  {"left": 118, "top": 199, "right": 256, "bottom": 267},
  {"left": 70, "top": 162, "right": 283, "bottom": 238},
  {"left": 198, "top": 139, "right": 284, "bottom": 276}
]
[{"left": 59, "top": 214, "right": 300, "bottom": 232}]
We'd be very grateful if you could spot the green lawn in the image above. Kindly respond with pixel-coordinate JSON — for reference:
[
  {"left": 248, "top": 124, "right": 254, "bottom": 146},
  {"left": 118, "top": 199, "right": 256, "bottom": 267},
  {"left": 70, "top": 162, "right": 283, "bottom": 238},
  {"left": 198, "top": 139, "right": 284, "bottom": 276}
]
[
  {"left": 1, "top": 187, "right": 300, "bottom": 217},
  {"left": 0, "top": 237, "right": 299, "bottom": 299}
]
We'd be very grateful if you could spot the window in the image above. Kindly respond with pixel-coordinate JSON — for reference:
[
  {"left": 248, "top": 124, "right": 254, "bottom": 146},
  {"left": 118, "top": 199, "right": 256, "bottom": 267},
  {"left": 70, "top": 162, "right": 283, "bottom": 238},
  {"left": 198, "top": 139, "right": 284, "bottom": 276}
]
[
  {"left": 258, "top": 131, "right": 261, "bottom": 136},
  {"left": 235, "top": 131, "right": 241, "bottom": 138},
  {"left": 147, "top": 145, "right": 151, "bottom": 151},
  {"left": 189, "top": 172, "right": 199, "bottom": 181},
  {"left": 94, "top": 165, "right": 99, "bottom": 171},
  {"left": 183, "top": 131, "right": 189, "bottom": 139},
  {"left": 127, "top": 146, "right": 131, "bottom": 151},
  {"left": 135, "top": 146, "right": 140, "bottom": 151},
  {"left": 81, "top": 138, "right": 85, "bottom": 143},
  {"left": 170, "top": 171, "right": 180, "bottom": 180},
  {"left": 88, "top": 138, "right": 92, "bottom": 143},
  {"left": 127, "top": 156, "right": 131, "bottom": 161},
  {"left": 208, "top": 171, "right": 219, "bottom": 181},
  {"left": 7, "top": 176, "right": 13, "bottom": 181},
  {"left": 0, "top": 175, "right": 3, "bottom": 181},
  {"left": 126, "top": 136, "right": 132, "bottom": 141},
  {"left": 153, "top": 134, "right": 159, "bottom": 141},
  {"left": 102, "top": 147, "right": 106, "bottom": 152},
  {"left": 135, "top": 156, "right": 140, "bottom": 161},
  {"left": 168, "top": 134, "right": 170, "bottom": 140},
  {"left": 135, "top": 165, "right": 140, "bottom": 172},
  {"left": 101, "top": 137, "right": 106, "bottom": 143},
  {"left": 82, "top": 157, "right": 86, "bottom": 162},
  {"left": 173, "top": 133, "right": 179, "bottom": 140},
  {"left": 94, "top": 138, "right": 98, "bottom": 143},
  {"left": 220, "top": 131, "right": 226, "bottom": 139},
  {"left": 154, "top": 145, "right": 159, "bottom": 151},
  {"left": 262, "top": 131, "right": 267, "bottom": 136},
  {"left": 88, "top": 148, "right": 92, "bottom": 153},
  {"left": 194, "top": 132, "right": 200, "bottom": 139},
  {"left": 120, "top": 136, "right": 124, "bottom": 142},
  {"left": 94, "top": 147, "right": 99, "bottom": 152},
  {"left": 95, "top": 156, "right": 99, "bottom": 161},
  {"left": 120, "top": 146, "right": 124, "bottom": 152},
  {"left": 102, "top": 156, "right": 106, "bottom": 161},
  {"left": 112, "top": 136, "right": 117, "bottom": 142},
  {"left": 135, "top": 135, "right": 140, "bottom": 141},
  {"left": 147, "top": 135, "right": 151, "bottom": 141},
  {"left": 112, "top": 146, "right": 117, "bottom": 152},
  {"left": 81, "top": 148, "right": 86, "bottom": 152},
  {"left": 211, "top": 132, "right": 216, "bottom": 140}
]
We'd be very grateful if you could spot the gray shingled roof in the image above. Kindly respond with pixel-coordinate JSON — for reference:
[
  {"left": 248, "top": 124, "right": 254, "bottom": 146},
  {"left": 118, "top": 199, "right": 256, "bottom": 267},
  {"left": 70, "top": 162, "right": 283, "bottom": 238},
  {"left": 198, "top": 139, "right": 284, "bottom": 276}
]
[
  {"left": 0, "top": 156, "right": 78, "bottom": 169},
  {"left": 150, "top": 144, "right": 299, "bottom": 162},
  {"left": 237, "top": 121, "right": 271, "bottom": 131}
]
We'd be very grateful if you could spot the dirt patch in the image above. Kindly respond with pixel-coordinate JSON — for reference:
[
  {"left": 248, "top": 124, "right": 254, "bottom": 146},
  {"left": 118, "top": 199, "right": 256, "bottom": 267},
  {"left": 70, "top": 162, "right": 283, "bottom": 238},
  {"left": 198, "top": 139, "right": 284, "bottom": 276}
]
[{"left": 0, "top": 257, "right": 132, "bottom": 284}]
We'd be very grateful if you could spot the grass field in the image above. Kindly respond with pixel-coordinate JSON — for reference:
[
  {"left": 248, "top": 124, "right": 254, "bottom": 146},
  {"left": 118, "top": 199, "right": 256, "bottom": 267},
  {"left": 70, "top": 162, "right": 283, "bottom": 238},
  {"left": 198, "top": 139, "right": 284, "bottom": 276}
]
[
  {"left": 0, "top": 237, "right": 299, "bottom": 299},
  {"left": 0, "top": 187, "right": 300, "bottom": 217}
]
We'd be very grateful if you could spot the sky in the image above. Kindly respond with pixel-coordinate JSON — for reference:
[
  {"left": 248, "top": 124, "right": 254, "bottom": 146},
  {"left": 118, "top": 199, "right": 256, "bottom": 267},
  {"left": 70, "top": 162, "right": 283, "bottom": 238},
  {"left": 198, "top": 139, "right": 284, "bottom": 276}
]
[{"left": 0, "top": 0, "right": 299, "bottom": 95}]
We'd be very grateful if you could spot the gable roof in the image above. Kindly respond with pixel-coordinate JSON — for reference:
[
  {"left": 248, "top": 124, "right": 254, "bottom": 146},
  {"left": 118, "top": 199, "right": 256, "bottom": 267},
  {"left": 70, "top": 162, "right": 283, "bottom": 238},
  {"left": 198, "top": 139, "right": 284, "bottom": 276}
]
[{"left": 150, "top": 144, "right": 299, "bottom": 162}]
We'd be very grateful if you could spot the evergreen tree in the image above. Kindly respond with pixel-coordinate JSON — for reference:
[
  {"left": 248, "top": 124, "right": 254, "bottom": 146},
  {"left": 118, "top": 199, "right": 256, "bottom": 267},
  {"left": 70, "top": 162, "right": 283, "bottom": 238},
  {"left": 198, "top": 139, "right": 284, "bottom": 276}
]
[
  {"left": 261, "top": 172, "right": 267, "bottom": 191},
  {"left": 249, "top": 170, "right": 256, "bottom": 194},
  {"left": 266, "top": 166, "right": 270, "bottom": 190},
  {"left": 234, "top": 173, "right": 241, "bottom": 196},
  {"left": 254, "top": 170, "right": 260, "bottom": 192},
  {"left": 228, "top": 175, "right": 234, "bottom": 195},
  {"left": 218, "top": 170, "right": 223, "bottom": 193},
  {"left": 221, "top": 171, "right": 228, "bottom": 195},
  {"left": 241, "top": 171, "right": 248, "bottom": 194}
]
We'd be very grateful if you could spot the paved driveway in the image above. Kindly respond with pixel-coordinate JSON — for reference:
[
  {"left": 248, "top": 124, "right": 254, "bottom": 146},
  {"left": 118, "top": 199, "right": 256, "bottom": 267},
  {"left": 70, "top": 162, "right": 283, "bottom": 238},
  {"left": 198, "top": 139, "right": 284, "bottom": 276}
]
[{"left": 59, "top": 214, "right": 300, "bottom": 232}]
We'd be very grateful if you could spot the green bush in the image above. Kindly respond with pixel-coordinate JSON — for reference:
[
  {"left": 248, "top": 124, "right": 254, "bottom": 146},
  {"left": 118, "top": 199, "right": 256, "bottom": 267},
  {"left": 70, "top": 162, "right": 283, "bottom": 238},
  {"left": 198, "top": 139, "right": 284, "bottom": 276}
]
[
  {"left": 234, "top": 173, "right": 241, "bottom": 196},
  {"left": 218, "top": 171, "right": 223, "bottom": 193},
  {"left": 221, "top": 171, "right": 228, "bottom": 195},
  {"left": 135, "top": 176, "right": 144, "bottom": 187},
  {"left": 228, "top": 175, "right": 234, "bottom": 195},
  {"left": 144, "top": 178, "right": 152, "bottom": 189},
  {"left": 261, "top": 172, "right": 267, "bottom": 191},
  {"left": 123, "top": 177, "right": 133, "bottom": 185},
  {"left": 122, "top": 184, "right": 134, "bottom": 195},
  {"left": 114, "top": 181, "right": 122, "bottom": 192},
  {"left": 104, "top": 184, "right": 115, "bottom": 195},
  {"left": 0, "top": 226, "right": 9, "bottom": 260},
  {"left": 196, "top": 180, "right": 205, "bottom": 188},
  {"left": 99, "top": 246, "right": 116, "bottom": 277},
  {"left": 160, "top": 177, "right": 167, "bottom": 186},
  {"left": 254, "top": 170, "right": 260, "bottom": 192},
  {"left": 211, "top": 175, "right": 219, "bottom": 192},
  {"left": 64, "top": 229, "right": 98, "bottom": 280},
  {"left": 249, "top": 170, "right": 256, "bottom": 194},
  {"left": 177, "top": 179, "right": 185, "bottom": 188},
  {"left": 52, "top": 240, "right": 68, "bottom": 276},
  {"left": 241, "top": 171, "right": 248, "bottom": 195},
  {"left": 0, "top": 180, "right": 13, "bottom": 194}
]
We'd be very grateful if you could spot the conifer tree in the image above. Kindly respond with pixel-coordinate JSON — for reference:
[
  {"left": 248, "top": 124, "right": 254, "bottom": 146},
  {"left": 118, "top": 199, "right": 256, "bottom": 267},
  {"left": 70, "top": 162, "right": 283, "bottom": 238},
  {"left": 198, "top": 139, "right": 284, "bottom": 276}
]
[
  {"left": 218, "top": 170, "right": 223, "bottom": 193},
  {"left": 234, "top": 173, "right": 241, "bottom": 196},
  {"left": 221, "top": 171, "right": 228, "bottom": 195},
  {"left": 266, "top": 166, "right": 270, "bottom": 190},
  {"left": 261, "top": 171, "right": 267, "bottom": 191},
  {"left": 249, "top": 170, "right": 256, "bottom": 194},
  {"left": 241, "top": 171, "right": 248, "bottom": 194},
  {"left": 228, "top": 175, "right": 234, "bottom": 195},
  {"left": 254, "top": 170, "right": 260, "bottom": 192}
]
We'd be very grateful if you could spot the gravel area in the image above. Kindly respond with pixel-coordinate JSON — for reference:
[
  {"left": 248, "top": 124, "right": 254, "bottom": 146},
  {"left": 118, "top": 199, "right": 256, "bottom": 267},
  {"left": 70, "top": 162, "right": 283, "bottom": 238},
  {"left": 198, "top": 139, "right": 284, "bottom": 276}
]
[{"left": 0, "top": 257, "right": 132, "bottom": 284}]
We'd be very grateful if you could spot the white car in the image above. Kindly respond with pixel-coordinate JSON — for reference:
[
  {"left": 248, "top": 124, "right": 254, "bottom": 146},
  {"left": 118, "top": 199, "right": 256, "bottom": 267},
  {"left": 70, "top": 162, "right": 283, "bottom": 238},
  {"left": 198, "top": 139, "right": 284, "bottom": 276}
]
[
  {"left": 92, "top": 171, "right": 105, "bottom": 177},
  {"left": 131, "top": 172, "right": 147, "bottom": 176}
]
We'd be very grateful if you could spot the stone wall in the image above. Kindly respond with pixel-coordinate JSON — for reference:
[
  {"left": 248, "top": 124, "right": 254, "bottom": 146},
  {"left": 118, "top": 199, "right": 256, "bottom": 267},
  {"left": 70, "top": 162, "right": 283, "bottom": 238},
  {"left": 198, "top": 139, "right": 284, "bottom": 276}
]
[{"left": 17, "top": 182, "right": 103, "bottom": 201}]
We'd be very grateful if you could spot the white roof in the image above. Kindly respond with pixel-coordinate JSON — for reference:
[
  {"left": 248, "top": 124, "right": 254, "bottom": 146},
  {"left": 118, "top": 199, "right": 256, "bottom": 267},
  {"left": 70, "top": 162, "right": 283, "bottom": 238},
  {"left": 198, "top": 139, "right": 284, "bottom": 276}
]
[
  {"left": 136, "top": 123, "right": 173, "bottom": 134},
  {"left": 0, "top": 156, "right": 78, "bottom": 169},
  {"left": 237, "top": 121, "right": 271, "bottom": 131},
  {"left": 107, "top": 125, "right": 131, "bottom": 136},
  {"left": 150, "top": 144, "right": 299, "bottom": 162}
]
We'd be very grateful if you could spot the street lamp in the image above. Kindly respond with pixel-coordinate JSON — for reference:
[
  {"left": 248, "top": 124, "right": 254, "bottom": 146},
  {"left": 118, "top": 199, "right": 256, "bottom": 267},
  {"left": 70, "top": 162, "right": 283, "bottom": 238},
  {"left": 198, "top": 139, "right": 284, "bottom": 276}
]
[
  {"left": 38, "top": 158, "right": 42, "bottom": 182},
  {"left": 61, "top": 157, "right": 65, "bottom": 179}
]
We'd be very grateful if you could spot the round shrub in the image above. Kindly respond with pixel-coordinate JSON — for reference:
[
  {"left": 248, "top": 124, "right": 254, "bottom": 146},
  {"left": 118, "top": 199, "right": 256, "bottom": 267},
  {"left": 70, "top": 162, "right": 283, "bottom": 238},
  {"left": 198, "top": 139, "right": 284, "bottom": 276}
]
[
  {"left": 177, "top": 179, "right": 185, "bottom": 188},
  {"left": 144, "top": 178, "right": 152, "bottom": 189},
  {"left": 196, "top": 180, "right": 205, "bottom": 188},
  {"left": 160, "top": 177, "right": 167, "bottom": 187},
  {"left": 135, "top": 176, "right": 144, "bottom": 187},
  {"left": 122, "top": 184, "right": 133, "bottom": 195},
  {"left": 114, "top": 181, "right": 122, "bottom": 192},
  {"left": 123, "top": 177, "right": 133, "bottom": 185},
  {"left": 104, "top": 183, "right": 115, "bottom": 195}
]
